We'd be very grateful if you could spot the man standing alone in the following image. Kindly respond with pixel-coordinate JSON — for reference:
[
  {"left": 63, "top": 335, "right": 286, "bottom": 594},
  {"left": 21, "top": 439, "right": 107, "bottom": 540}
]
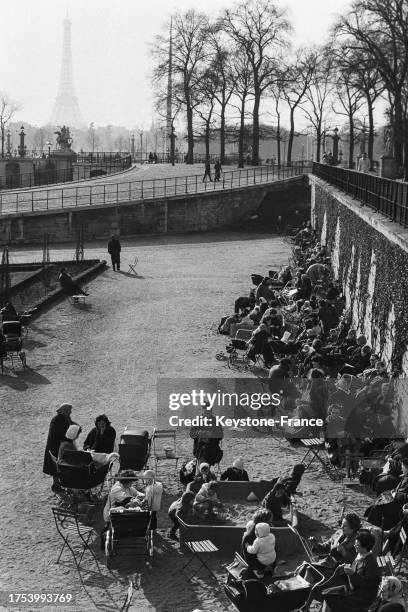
[{"left": 108, "top": 235, "right": 121, "bottom": 271}]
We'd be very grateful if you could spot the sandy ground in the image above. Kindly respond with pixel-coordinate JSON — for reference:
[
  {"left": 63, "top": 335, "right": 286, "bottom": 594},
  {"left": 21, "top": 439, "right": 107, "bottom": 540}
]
[{"left": 0, "top": 231, "right": 374, "bottom": 612}]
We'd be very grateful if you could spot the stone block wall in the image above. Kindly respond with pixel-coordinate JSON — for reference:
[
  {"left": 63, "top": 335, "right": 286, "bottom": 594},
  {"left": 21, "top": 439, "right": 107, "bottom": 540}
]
[{"left": 310, "top": 175, "right": 408, "bottom": 373}]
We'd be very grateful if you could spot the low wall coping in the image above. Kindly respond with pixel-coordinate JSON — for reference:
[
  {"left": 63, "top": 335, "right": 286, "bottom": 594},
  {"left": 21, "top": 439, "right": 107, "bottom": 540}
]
[{"left": 310, "top": 175, "right": 408, "bottom": 255}]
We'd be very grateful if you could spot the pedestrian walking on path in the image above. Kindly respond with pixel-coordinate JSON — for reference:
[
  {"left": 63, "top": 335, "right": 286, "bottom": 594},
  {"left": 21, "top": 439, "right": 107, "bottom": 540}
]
[
  {"left": 203, "top": 160, "right": 212, "bottom": 182},
  {"left": 108, "top": 235, "right": 121, "bottom": 271},
  {"left": 214, "top": 160, "right": 222, "bottom": 182}
]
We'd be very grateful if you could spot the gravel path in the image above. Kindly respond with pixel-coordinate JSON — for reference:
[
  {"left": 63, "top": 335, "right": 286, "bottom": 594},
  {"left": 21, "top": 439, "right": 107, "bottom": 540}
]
[{"left": 0, "top": 231, "right": 373, "bottom": 612}]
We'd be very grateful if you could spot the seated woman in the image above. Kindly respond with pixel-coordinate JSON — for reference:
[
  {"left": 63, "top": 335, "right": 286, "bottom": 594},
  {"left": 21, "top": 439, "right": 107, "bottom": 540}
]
[
  {"left": 241, "top": 508, "right": 272, "bottom": 561},
  {"left": 365, "top": 458, "right": 408, "bottom": 530},
  {"left": 321, "top": 529, "right": 381, "bottom": 612},
  {"left": 58, "top": 267, "right": 89, "bottom": 297},
  {"left": 193, "top": 482, "right": 222, "bottom": 519},
  {"left": 103, "top": 470, "right": 145, "bottom": 523},
  {"left": 245, "top": 522, "right": 276, "bottom": 578},
  {"left": 220, "top": 457, "right": 249, "bottom": 481},
  {"left": 309, "top": 513, "right": 361, "bottom": 573},
  {"left": 0, "top": 301, "right": 18, "bottom": 322},
  {"left": 83, "top": 414, "right": 116, "bottom": 453},
  {"left": 376, "top": 576, "right": 406, "bottom": 612},
  {"left": 167, "top": 491, "right": 195, "bottom": 538},
  {"left": 58, "top": 424, "right": 82, "bottom": 461}
]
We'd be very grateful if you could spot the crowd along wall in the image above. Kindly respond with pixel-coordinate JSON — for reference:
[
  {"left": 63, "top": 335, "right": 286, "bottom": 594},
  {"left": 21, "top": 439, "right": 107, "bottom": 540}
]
[
  {"left": 0, "top": 176, "right": 308, "bottom": 245},
  {"left": 310, "top": 175, "right": 408, "bottom": 376}
]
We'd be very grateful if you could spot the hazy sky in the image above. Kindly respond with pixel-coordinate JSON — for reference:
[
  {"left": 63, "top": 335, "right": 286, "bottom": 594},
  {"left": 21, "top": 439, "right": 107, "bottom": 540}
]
[{"left": 0, "top": 0, "right": 352, "bottom": 129}]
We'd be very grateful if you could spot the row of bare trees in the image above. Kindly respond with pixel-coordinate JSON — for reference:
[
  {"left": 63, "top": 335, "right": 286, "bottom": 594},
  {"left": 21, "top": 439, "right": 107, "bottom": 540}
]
[{"left": 152, "top": 0, "right": 408, "bottom": 178}]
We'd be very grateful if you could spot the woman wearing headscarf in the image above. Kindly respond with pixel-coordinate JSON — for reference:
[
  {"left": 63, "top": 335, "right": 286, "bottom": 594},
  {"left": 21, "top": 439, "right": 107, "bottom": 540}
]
[
  {"left": 58, "top": 424, "right": 82, "bottom": 461},
  {"left": 83, "top": 414, "right": 116, "bottom": 453},
  {"left": 43, "top": 403, "right": 75, "bottom": 492},
  {"left": 220, "top": 457, "right": 249, "bottom": 481}
]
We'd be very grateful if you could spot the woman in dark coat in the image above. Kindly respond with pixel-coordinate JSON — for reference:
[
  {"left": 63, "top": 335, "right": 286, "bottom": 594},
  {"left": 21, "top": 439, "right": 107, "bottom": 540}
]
[
  {"left": 43, "top": 403, "right": 74, "bottom": 491},
  {"left": 322, "top": 530, "right": 381, "bottom": 612},
  {"left": 83, "top": 414, "right": 116, "bottom": 453}
]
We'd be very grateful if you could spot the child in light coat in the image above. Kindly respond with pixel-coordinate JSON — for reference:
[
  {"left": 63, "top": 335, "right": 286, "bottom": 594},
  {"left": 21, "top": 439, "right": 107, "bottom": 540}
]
[{"left": 246, "top": 522, "right": 276, "bottom": 577}]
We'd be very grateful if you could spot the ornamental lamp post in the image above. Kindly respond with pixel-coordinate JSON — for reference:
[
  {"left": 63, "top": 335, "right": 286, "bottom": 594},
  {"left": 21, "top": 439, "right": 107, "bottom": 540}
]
[
  {"left": 331, "top": 127, "right": 340, "bottom": 165},
  {"left": 18, "top": 126, "right": 27, "bottom": 158}
]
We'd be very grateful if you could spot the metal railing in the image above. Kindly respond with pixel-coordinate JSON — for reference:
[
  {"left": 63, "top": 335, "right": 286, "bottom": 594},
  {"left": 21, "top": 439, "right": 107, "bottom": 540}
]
[
  {"left": 312, "top": 162, "right": 408, "bottom": 228},
  {"left": 0, "top": 162, "right": 312, "bottom": 216},
  {"left": 0, "top": 154, "right": 132, "bottom": 191}
]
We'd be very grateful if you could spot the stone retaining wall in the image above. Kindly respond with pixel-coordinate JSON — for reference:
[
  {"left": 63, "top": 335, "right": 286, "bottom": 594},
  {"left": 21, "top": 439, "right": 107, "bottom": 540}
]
[
  {"left": 0, "top": 176, "right": 308, "bottom": 244},
  {"left": 310, "top": 175, "right": 408, "bottom": 374}
]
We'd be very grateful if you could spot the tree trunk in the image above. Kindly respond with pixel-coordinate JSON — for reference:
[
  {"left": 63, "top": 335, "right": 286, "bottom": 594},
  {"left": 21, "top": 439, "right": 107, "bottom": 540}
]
[
  {"left": 185, "top": 86, "right": 194, "bottom": 164},
  {"left": 394, "top": 93, "right": 404, "bottom": 170},
  {"left": 367, "top": 97, "right": 374, "bottom": 170},
  {"left": 205, "top": 120, "right": 210, "bottom": 160},
  {"left": 1, "top": 125, "right": 4, "bottom": 159},
  {"left": 287, "top": 107, "right": 295, "bottom": 166},
  {"left": 238, "top": 97, "right": 246, "bottom": 169},
  {"left": 316, "top": 125, "right": 322, "bottom": 162},
  {"left": 220, "top": 104, "right": 226, "bottom": 165},
  {"left": 277, "top": 113, "right": 281, "bottom": 168},
  {"left": 252, "top": 86, "right": 260, "bottom": 166},
  {"left": 349, "top": 116, "right": 354, "bottom": 169}
]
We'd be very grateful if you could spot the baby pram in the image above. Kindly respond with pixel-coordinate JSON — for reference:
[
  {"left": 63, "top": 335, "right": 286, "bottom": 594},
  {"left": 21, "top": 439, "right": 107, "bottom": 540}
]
[
  {"left": 119, "top": 427, "right": 151, "bottom": 471},
  {"left": 105, "top": 509, "right": 153, "bottom": 568},
  {"left": 225, "top": 553, "right": 325, "bottom": 612},
  {"left": 1, "top": 320, "right": 27, "bottom": 370}
]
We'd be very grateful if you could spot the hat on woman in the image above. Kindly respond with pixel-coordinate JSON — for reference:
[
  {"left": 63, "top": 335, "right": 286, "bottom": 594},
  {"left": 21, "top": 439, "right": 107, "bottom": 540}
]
[
  {"left": 200, "top": 462, "right": 210, "bottom": 472},
  {"left": 233, "top": 457, "right": 244, "bottom": 470},
  {"left": 65, "top": 424, "right": 81, "bottom": 440},
  {"left": 57, "top": 403, "right": 72, "bottom": 416},
  {"left": 143, "top": 470, "right": 156, "bottom": 481}
]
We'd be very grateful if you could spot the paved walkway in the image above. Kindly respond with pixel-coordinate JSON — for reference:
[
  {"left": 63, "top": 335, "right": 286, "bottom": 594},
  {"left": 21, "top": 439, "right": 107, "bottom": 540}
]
[{"left": 0, "top": 163, "right": 307, "bottom": 215}]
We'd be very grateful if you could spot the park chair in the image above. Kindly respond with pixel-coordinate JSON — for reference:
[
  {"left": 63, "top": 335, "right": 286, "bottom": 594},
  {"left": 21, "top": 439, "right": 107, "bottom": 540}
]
[
  {"left": 151, "top": 429, "right": 180, "bottom": 475},
  {"left": 51, "top": 507, "right": 99, "bottom": 570},
  {"left": 128, "top": 256, "right": 139, "bottom": 275}
]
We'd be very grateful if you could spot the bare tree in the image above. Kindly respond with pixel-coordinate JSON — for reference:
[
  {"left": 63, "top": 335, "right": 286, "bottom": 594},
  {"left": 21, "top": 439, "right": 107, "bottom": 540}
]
[
  {"left": 336, "top": 0, "right": 408, "bottom": 177},
  {"left": 223, "top": 0, "right": 291, "bottom": 165},
  {"left": 269, "top": 73, "right": 286, "bottom": 166},
  {"left": 0, "top": 94, "right": 19, "bottom": 158},
  {"left": 229, "top": 52, "right": 254, "bottom": 168},
  {"left": 332, "top": 61, "right": 365, "bottom": 168},
  {"left": 195, "top": 70, "right": 217, "bottom": 160},
  {"left": 282, "top": 50, "right": 317, "bottom": 165},
  {"left": 152, "top": 11, "right": 211, "bottom": 164},
  {"left": 301, "top": 49, "right": 334, "bottom": 161}
]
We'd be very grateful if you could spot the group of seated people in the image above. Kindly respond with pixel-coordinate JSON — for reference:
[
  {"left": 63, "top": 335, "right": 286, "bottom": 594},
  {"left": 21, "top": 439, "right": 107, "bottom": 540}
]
[{"left": 219, "top": 223, "right": 400, "bottom": 471}]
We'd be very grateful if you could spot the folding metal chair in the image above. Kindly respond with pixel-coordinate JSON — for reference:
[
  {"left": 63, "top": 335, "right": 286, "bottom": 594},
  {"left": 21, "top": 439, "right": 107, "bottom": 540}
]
[
  {"left": 51, "top": 507, "right": 98, "bottom": 570},
  {"left": 128, "top": 256, "right": 139, "bottom": 275},
  {"left": 300, "top": 438, "right": 342, "bottom": 481},
  {"left": 181, "top": 539, "right": 219, "bottom": 581},
  {"left": 152, "top": 429, "right": 180, "bottom": 475}
]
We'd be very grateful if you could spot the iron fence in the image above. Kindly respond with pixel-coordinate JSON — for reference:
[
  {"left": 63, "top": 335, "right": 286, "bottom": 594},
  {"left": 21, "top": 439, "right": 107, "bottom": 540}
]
[
  {"left": 312, "top": 162, "right": 408, "bottom": 228},
  {"left": 0, "top": 162, "right": 312, "bottom": 216},
  {"left": 0, "top": 154, "right": 132, "bottom": 191}
]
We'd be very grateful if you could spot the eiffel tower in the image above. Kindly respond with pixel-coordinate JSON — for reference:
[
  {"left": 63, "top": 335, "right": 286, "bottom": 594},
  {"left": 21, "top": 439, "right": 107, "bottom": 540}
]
[{"left": 50, "top": 15, "right": 85, "bottom": 128}]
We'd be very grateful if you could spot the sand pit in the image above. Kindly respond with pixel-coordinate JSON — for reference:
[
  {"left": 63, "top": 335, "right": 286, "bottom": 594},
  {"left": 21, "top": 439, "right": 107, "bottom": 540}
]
[{"left": 0, "top": 232, "right": 377, "bottom": 611}]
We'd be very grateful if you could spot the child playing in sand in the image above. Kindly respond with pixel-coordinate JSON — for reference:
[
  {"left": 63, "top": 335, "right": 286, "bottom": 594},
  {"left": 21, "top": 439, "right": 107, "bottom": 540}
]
[
  {"left": 193, "top": 482, "right": 222, "bottom": 518},
  {"left": 245, "top": 522, "right": 277, "bottom": 578}
]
